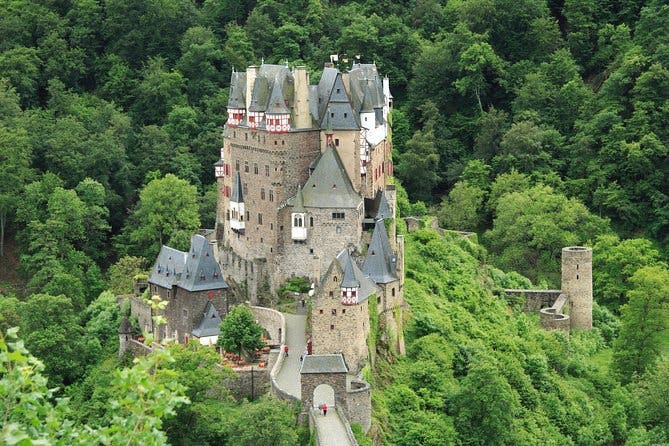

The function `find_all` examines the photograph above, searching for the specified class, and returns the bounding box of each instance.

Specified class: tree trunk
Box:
[0,211,5,257]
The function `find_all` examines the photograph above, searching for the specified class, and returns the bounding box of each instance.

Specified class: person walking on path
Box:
[322,403,328,416]
[284,345,289,357]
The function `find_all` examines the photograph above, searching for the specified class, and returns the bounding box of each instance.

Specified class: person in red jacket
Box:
[284,345,289,357]
[322,403,328,416]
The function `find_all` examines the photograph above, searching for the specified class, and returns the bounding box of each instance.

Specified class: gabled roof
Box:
[231,171,244,203]
[177,235,228,292]
[149,235,228,292]
[362,219,398,284]
[191,301,222,338]
[300,353,348,374]
[336,250,377,303]
[300,147,361,209]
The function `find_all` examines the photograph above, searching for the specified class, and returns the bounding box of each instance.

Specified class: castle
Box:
[214,61,405,370]
[122,62,405,373]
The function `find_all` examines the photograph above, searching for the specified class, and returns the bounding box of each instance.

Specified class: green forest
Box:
[1,0,669,444]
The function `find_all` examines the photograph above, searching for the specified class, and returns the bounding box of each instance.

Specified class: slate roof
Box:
[362,219,398,284]
[365,190,393,220]
[191,301,222,337]
[292,184,305,213]
[178,234,228,292]
[336,250,377,303]
[148,235,228,292]
[227,70,246,109]
[266,81,289,114]
[299,146,361,209]
[300,353,348,374]
[231,171,244,203]
[148,245,186,289]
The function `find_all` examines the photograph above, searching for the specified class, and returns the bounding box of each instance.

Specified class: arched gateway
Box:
[300,354,348,411]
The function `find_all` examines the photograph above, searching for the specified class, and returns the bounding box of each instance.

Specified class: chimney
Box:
[246,66,258,113]
[293,66,311,129]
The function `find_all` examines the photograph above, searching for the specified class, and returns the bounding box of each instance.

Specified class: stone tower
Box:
[562,246,593,330]
[118,316,133,358]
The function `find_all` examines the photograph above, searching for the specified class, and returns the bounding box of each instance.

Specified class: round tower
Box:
[561,246,593,330]
[118,316,133,358]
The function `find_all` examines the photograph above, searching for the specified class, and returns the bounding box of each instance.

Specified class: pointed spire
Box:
[293,184,305,213]
[340,251,360,288]
[362,219,398,284]
[231,171,244,203]
[361,82,374,113]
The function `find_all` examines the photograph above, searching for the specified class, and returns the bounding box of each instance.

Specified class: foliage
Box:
[117,173,200,259]
[107,255,148,295]
[612,265,669,382]
[217,305,264,358]
[0,326,188,445]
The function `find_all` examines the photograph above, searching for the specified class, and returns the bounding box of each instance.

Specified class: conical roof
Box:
[340,251,360,288]
[360,83,374,113]
[362,219,398,284]
[266,82,289,114]
[292,184,305,213]
[231,171,244,203]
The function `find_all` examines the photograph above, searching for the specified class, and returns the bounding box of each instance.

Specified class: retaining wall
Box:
[504,289,563,312]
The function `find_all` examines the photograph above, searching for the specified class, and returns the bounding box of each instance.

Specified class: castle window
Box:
[182,308,188,318]
[310,217,313,226]
[269,190,274,202]
[332,212,345,220]
[282,140,285,145]
[265,165,270,176]
[233,131,236,138]
[330,112,334,118]
[167,290,171,298]
[245,133,248,141]
[235,160,240,171]
[344,113,347,118]
[332,309,336,315]
[243,183,247,195]
[244,161,249,173]
[329,291,333,297]
[320,309,323,314]
[392,287,395,297]
[270,223,273,230]
[294,216,303,227]
[377,296,381,304]
[330,324,334,330]
[333,276,337,282]
[342,309,346,314]
[310,248,314,254]
[261,188,265,200]
[254,163,258,174]
[335,138,339,146]
[258,213,263,224]
[336,226,341,234]
[274,141,278,145]
[246,211,249,221]
[336,88,340,94]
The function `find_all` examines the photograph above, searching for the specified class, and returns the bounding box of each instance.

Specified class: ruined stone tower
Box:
[562,246,593,330]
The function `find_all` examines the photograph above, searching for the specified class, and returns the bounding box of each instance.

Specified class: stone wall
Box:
[301,371,348,411]
[539,293,571,331]
[250,305,284,345]
[276,205,363,288]
[347,379,371,432]
[311,261,370,373]
[222,365,271,400]
[146,283,229,344]
[504,289,563,312]
[562,246,593,330]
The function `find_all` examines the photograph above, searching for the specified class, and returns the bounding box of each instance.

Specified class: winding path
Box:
[275,308,355,446]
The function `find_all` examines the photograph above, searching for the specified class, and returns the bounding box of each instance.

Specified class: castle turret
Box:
[340,252,360,305]
[293,66,311,129]
[562,246,593,330]
[118,316,133,358]
[230,171,245,232]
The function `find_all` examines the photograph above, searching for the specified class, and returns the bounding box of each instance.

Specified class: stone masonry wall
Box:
[562,247,593,330]
[504,289,563,312]
[145,283,228,344]
[301,372,348,411]
[222,366,271,400]
[311,261,370,373]
[276,205,363,287]
[347,379,371,432]
[250,305,284,345]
